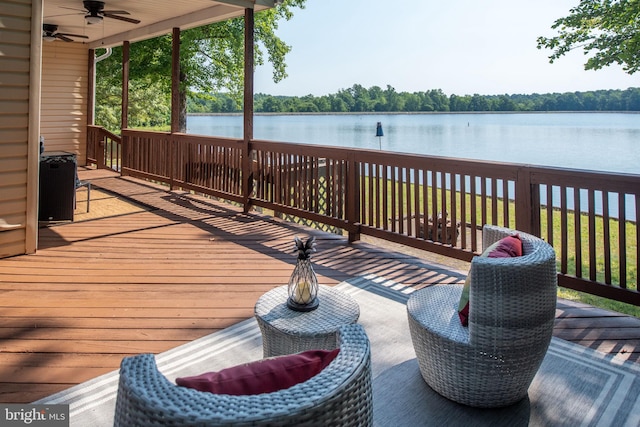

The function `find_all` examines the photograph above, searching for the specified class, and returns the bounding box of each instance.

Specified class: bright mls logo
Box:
[1,405,69,426]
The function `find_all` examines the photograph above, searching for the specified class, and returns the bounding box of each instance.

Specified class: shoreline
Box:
[188,111,640,117]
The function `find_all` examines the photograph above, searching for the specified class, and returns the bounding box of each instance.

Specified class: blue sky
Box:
[254,0,638,96]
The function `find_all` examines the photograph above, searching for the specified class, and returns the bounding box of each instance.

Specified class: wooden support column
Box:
[171,27,181,134]
[169,28,181,190]
[242,8,255,213]
[121,41,129,130]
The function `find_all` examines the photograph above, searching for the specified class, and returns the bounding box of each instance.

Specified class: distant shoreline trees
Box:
[188,85,640,114]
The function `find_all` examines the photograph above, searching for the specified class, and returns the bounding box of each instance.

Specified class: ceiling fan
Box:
[42,23,89,42]
[52,1,141,25]
[82,1,140,25]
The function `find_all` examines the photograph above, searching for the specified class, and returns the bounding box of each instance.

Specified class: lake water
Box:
[187,112,640,175]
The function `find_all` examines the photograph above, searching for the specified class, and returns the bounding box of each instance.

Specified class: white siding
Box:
[0,0,39,258]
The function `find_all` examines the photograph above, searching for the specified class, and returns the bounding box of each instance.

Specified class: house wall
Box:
[0,0,41,258]
[41,41,88,164]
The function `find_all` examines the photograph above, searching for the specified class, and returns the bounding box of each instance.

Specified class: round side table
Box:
[254,285,360,357]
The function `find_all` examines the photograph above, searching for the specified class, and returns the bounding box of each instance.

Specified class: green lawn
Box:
[358,176,639,317]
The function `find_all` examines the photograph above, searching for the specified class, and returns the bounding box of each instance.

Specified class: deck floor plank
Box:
[0,172,638,403]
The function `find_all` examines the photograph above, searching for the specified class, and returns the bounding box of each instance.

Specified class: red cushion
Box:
[458,234,523,326]
[175,348,340,395]
[486,234,523,258]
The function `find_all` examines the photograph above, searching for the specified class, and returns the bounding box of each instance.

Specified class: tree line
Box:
[188,85,640,114]
[96,0,640,130]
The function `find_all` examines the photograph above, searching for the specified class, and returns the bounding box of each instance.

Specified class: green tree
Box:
[336,88,356,111]
[605,90,625,109]
[495,95,517,111]
[556,92,582,110]
[368,86,386,111]
[314,95,332,112]
[540,95,558,111]
[449,94,471,111]
[578,92,599,110]
[384,85,404,112]
[188,92,224,113]
[296,94,318,112]
[94,77,122,131]
[258,95,284,112]
[281,97,300,112]
[469,94,490,111]
[404,93,422,111]
[350,84,373,112]
[96,0,306,132]
[625,87,640,109]
[428,89,450,111]
[95,74,170,131]
[329,95,348,112]
[188,84,638,116]
[537,0,640,74]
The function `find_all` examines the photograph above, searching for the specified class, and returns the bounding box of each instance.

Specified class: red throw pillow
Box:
[458,234,523,326]
[485,234,523,258]
[175,348,340,395]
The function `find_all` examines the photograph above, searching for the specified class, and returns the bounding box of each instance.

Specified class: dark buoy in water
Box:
[375,122,384,150]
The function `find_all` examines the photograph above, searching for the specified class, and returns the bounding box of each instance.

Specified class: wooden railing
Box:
[120,130,245,204]
[531,167,639,303]
[87,125,122,172]
[102,128,639,306]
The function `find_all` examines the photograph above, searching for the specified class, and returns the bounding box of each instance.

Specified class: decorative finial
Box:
[293,236,316,260]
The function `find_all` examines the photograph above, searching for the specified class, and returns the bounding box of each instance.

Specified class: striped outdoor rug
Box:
[37,275,640,426]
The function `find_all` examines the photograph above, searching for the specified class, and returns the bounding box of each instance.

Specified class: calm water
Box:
[188,112,639,220]
[187,112,640,174]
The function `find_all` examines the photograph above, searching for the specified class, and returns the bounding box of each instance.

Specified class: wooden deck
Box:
[1,171,639,403]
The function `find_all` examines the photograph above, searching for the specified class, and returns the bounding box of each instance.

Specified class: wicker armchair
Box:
[407,225,557,408]
[113,324,372,426]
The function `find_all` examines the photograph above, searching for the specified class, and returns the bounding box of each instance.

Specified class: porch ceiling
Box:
[42,0,274,48]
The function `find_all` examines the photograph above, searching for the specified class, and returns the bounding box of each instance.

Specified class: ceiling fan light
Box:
[43,35,56,42]
[85,14,103,25]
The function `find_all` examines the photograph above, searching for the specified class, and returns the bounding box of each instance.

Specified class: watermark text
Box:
[1,405,68,426]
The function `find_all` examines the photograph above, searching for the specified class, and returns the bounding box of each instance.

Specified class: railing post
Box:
[89,127,105,169]
[242,140,253,212]
[515,166,540,236]
[121,131,129,177]
[96,134,105,169]
[530,180,541,237]
[169,137,176,191]
[346,153,361,242]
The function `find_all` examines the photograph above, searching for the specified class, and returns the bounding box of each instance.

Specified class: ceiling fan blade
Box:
[58,6,86,12]
[104,13,140,24]
[58,33,89,39]
[45,12,83,18]
[102,10,130,15]
[56,34,74,42]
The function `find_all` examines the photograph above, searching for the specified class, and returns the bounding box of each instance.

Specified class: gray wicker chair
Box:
[113,324,372,426]
[407,225,557,408]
